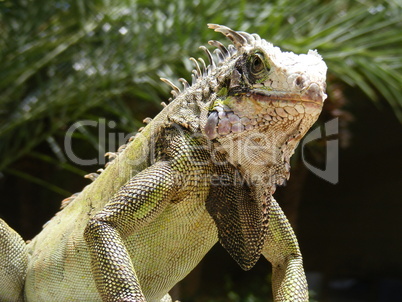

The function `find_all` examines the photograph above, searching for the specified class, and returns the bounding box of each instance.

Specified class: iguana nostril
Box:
[295,76,305,88]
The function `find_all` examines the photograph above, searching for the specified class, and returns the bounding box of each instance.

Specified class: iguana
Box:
[0,24,327,302]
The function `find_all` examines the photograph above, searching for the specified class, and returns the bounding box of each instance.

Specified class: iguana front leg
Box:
[84,160,177,302]
[262,197,308,302]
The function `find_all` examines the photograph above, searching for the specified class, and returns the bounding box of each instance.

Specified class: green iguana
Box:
[0,24,327,302]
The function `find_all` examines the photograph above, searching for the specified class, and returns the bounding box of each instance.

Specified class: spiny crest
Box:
[207,24,262,51]
[160,24,263,101]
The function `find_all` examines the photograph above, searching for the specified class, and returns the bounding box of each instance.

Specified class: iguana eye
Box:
[248,52,269,81]
[251,54,264,74]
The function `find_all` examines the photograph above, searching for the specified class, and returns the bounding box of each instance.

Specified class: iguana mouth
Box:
[252,82,326,105]
[204,84,324,140]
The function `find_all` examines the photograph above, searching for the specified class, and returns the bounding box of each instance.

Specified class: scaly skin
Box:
[0,24,327,301]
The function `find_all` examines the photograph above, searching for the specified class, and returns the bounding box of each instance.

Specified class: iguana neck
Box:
[164,75,218,133]
[212,118,310,192]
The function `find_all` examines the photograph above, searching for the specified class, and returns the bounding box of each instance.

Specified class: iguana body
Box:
[0,24,327,302]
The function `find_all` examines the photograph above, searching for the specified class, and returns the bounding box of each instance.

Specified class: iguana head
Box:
[201,24,327,189]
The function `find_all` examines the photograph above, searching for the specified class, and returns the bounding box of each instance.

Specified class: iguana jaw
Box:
[252,82,327,106]
[204,79,326,187]
[203,89,323,142]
